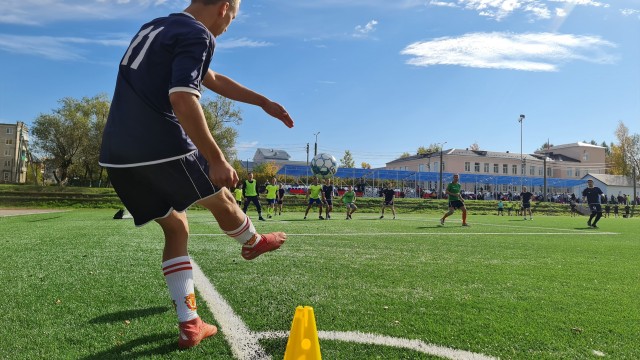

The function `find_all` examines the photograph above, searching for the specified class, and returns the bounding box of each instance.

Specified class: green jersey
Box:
[265,184,279,199]
[308,184,323,199]
[234,188,243,201]
[447,182,461,201]
[342,190,356,204]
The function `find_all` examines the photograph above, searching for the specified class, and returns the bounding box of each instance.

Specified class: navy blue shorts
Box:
[589,204,602,213]
[106,152,218,226]
[308,198,322,205]
[522,202,531,209]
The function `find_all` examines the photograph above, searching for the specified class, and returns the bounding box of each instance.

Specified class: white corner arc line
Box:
[192,260,497,360]
[191,261,271,360]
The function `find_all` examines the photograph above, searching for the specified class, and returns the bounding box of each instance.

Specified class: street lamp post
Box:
[314,132,320,156]
[518,114,525,191]
[438,141,447,199]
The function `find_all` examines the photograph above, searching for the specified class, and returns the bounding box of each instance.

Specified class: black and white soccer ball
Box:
[310,153,338,179]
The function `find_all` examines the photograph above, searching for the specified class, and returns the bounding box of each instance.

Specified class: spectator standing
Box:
[520,186,534,220]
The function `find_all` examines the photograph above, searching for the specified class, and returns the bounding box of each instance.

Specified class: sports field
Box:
[1,209,638,359]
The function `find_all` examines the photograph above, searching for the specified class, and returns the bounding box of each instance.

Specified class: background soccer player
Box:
[440,174,469,226]
[582,179,604,228]
[520,186,534,220]
[99,0,293,349]
[304,177,324,220]
[265,177,279,218]
[380,183,397,219]
[322,178,337,219]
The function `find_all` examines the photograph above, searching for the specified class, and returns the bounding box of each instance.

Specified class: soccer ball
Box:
[310,153,338,178]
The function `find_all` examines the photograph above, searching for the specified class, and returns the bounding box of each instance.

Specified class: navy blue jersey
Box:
[582,187,603,204]
[322,185,335,199]
[520,191,533,203]
[382,188,395,202]
[100,12,215,167]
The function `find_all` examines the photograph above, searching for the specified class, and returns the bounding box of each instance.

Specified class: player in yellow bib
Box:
[265,177,279,218]
[304,177,324,220]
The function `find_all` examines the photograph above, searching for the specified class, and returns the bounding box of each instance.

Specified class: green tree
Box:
[400,152,411,158]
[361,162,371,169]
[340,150,355,168]
[201,95,242,161]
[31,97,99,185]
[417,143,443,155]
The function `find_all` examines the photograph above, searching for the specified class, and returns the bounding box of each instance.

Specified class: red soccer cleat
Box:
[178,317,218,349]
[241,232,286,260]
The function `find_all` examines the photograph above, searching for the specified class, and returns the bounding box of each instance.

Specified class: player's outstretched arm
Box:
[203,70,294,128]
[170,91,238,189]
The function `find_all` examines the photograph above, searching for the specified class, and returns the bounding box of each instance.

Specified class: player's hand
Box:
[262,101,294,128]
[207,158,239,190]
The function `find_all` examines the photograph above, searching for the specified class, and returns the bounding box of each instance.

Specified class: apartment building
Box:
[1,122,29,184]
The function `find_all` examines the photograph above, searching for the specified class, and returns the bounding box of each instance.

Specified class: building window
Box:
[5,139,13,145]
[547,167,552,177]
[419,164,426,172]
[433,162,438,172]
[512,165,517,174]
[442,161,445,171]
[529,166,535,175]
[538,168,543,176]
[567,168,573,177]
[474,163,480,172]
[493,164,499,173]
[583,151,589,161]
[576,169,581,177]
[465,162,470,172]
[3,171,9,181]
[6,128,13,134]
[3,160,10,167]
[503,164,508,174]
[483,163,489,173]
[4,149,11,157]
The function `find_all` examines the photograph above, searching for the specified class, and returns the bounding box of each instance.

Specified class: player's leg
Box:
[197,188,286,260]
[441,205,454,225]
[318,201,324,219]
[391,204,396,219]
[380,204,385,219]
[156,212,218,349]
[304,200,313,219]
[251,196,265,221]
[461,205,469,226]
[587,205,596,226]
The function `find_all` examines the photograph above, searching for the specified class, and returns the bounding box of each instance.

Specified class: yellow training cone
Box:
[284,306,322,360]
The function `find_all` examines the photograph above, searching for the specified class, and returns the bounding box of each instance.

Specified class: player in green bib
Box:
[341,184,358,219]
[242,172,265,221]
[304,177,324,220]
[440,174,469,226]
[265,177,279,218]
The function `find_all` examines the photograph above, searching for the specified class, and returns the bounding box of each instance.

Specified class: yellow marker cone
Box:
[284,306,322,360]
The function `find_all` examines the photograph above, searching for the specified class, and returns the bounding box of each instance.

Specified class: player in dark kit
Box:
[520,186,534,220]
[379,183,396,219]
[582,179,604,228]
[321,178,336,219]
[99,0,294,350]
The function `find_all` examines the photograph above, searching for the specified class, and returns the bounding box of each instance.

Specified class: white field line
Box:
[258,331,496,360]
[191,261,271,360]
[192,232,617,236]
[192,260,497,360]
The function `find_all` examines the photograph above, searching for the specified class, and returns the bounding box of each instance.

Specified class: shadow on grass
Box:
[27,215,64,222]
[89,306,170,324]
[80,332,176,359]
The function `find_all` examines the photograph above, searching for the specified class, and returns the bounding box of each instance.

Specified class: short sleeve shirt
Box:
[100,12,214,167]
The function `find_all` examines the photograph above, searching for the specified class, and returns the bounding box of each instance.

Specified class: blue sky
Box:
[1,0,639,168]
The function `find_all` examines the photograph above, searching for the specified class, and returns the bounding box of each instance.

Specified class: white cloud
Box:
[401,32,617,72]
[620,8,640,17]
[0,34,129,60]
[547,0,608,8]
[429,1,459,8]
[353,20,379,38]
[217,38,273,49]
[555,8,567,16]
[0,0,176,25]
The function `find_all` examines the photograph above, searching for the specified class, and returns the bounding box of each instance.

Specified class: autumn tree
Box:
[361,162,371,169]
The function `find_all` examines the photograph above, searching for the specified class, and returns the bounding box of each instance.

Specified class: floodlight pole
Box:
[518,114,525,191]
[314,132,320,156]
[438,141,447,199]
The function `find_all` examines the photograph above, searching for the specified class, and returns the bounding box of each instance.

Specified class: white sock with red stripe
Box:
[224,215,262,247]
[162,256,198,322]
